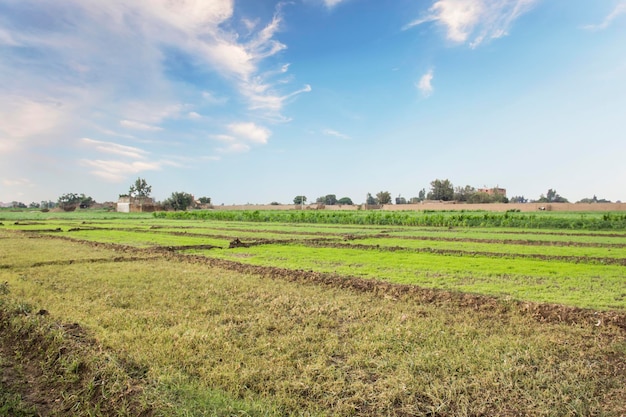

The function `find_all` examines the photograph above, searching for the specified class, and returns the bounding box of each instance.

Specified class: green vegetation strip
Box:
[1,231,625,416]
[155,209,626,230]
[202,244,626,310]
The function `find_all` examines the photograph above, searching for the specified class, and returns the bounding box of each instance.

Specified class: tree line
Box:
[2,177,618,211]
[292,179,605,207]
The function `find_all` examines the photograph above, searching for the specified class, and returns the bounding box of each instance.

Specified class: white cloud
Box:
[0,98,65,141]
[81,138,149,159]
[187,111,202,120]
[322,129,351,139]
[404,0,539,48]
[323,0,349,8]
[210,134,236,142]
[120,120,163,131]
[3,178,35,187]
[228,122,271,144]
[583,2,626,31]
[79,159,164,182]
[417,69,434,97]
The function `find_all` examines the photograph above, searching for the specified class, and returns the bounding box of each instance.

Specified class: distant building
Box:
[477,187,507,197]
[116,196,156,213]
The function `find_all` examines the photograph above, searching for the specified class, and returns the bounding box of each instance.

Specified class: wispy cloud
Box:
[322,129,351,139]
[404,0,539,48]
[227,122,271,145]
[2,178,35,188]
[323,0,350,9]
[416,69,434,97]
[81,138,149,159]
[79,159,164,182]
[0,98,67,141]
[0,0,308,186]
[120,120,163,132]
[210,121,272,153]
[582,2,626,31]
[216,143,251,154]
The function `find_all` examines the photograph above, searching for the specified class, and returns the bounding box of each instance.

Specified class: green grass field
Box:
[1,210,625,416]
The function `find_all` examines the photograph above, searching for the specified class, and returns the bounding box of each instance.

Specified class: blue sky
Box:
[1,0,625,205]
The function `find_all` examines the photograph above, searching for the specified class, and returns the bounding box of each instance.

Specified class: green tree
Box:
[538,189,568,203]
[293,195,307,205]
[29,202,40,209]
[366,193,378,205]
[57,193,80,211]
[454,185,476,202]
[165,192,195,211]
[324,194,337,205]
[577,195,611,203]
[395,195,407,204]
[337,197,353,205]
[78,194,95,208]
[427,179,454,201]
[129,177,152,198]
[198,196,211,204]
[376,191,392,205]
[467,192,492,204]
[418,188,426,201]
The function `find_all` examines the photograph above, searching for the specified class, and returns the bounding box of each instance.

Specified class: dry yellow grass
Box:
[1,229,625,416]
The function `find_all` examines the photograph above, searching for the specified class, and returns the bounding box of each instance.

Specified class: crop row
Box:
[154,210,626,230]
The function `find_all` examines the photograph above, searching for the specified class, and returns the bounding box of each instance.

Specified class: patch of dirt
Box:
[0,306,153,416]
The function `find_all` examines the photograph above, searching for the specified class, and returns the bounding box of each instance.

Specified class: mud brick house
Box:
[116,196,156,213]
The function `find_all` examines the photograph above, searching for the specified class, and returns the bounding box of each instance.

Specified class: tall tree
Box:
[129,177,152,198]
[324,194,337,205]
[366,193,378,205]
[418,188,426,201]
[165,192,195,211]
[376,191,392,205]
[453,185,476,202]
[538,189,568,203]
[57,193,80,211]
[293,195,307,205]
[198,196,211,204]
[427,179,454,201]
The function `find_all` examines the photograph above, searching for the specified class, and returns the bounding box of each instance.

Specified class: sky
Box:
[1,0,625,205]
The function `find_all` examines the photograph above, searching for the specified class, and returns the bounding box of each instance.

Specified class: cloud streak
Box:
[322,129,351,139]
[79,159,164,182]
[81,138,149,159]
[582,2,626,31]
[405,0,539,48]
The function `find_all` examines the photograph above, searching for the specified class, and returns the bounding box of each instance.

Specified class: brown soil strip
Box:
[30,256,161,267]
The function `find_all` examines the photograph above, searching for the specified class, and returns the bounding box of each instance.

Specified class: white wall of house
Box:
[117,202,130,213]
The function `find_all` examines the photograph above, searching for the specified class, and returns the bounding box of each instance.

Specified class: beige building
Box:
[116,196,156,213]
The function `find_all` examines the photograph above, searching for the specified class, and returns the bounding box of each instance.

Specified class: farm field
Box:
[1,210,626,416]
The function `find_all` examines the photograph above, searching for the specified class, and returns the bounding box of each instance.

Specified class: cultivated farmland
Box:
[1,210,625,416]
